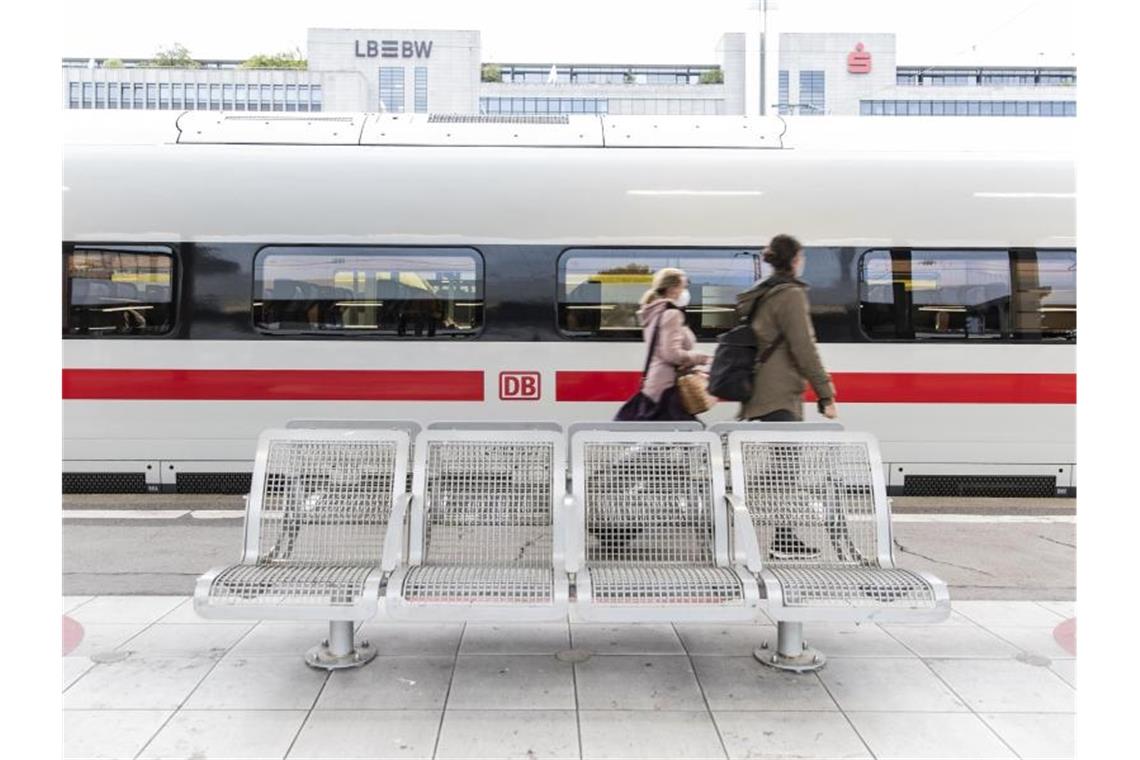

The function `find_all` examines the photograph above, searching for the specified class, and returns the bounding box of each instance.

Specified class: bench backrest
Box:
[245,429,410,566]
[572,431,729,567]
[727,431,892,568]
[408,430,565,569]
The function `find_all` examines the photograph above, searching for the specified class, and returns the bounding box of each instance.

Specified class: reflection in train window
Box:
[859,249,1075,342]
[1011,250,1076,341]
[558,248,759,339]
[253,247,484,337]
[64,246,176,336]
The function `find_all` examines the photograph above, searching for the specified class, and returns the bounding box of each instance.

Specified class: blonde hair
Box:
[639,267,686,306]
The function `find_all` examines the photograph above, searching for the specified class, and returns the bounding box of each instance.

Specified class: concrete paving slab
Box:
[64,655,218,710]
[287,709,441,760]
[692,656,838,711]
[818,658,969,713]
[575,654,706,711]
[447,654,576,710]
[186,654,328,710]
[315,656,455,710]
[460,623,570,655]
[63,709,172,760]
[927,658,1076,713]
[578,710,726,760]
[881,624,1022,659]
[435,709,580,760]
[571,623,687,655]
[714,710,872,759]
[980,712,1075,760]
[673,623,778,656]
[138,709,307,760]
[846,711,1017,759]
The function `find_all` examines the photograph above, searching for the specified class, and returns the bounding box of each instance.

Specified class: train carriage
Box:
[62,112,1075,497]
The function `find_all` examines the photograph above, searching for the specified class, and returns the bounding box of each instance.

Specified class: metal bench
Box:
[726,429,950,672]
[568,430,760,622]
[382,429,569,621]
[194,428,410,670]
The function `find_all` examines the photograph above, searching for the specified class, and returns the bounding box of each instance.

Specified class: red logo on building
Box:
[499,372,541,400]
[847,42,872,74]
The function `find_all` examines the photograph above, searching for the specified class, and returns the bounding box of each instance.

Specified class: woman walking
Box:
[736,234,838,559]
[615,267,710,421]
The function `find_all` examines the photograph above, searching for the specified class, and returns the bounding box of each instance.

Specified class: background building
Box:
[63,29,1075,117]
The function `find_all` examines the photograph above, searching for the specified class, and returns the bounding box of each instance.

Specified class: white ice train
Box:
[63,112,1075,496]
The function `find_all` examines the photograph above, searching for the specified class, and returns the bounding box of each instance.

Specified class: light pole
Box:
[759,0,767,115]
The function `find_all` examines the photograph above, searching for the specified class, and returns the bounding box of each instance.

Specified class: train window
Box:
[860,249,1013,340]
[253,247,483,338]
[64,246,176,337]
[1011,249,1076,341]
[558,248,758,340]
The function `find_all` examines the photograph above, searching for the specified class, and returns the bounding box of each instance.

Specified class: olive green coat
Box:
[735,276,833,421]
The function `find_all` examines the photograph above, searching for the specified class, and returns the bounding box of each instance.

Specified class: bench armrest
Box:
[381,492,414,573]
[727,493,763,573]
[564,494,584,574]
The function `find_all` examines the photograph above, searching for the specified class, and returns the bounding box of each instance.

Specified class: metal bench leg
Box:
[754,621,826,673]
[304,621,377,671]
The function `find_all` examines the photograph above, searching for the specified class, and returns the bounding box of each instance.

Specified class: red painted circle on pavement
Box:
[1054,617,1076,656]
[63,615,84,656]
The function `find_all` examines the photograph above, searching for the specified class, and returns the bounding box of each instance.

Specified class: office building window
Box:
[259,84,271,111]
[799,70,824,115]
[94,82,106,108]
[414,67,428,113]
[297,84,309,112]
[285,84,297,112]
[69,82,80,108]
[777,70,789,115]
[311,84,322,112]
[82,82,94,109]
[222,83,234,110]
[272,84,283,111]
[145,83,156,109]
[379,67,405,113]
[859,99,1075,117]
[134,83,145,109]
[108,82,119,109]
[172,83,183,109]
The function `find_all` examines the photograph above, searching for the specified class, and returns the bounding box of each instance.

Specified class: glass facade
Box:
[497,64,714,85]
[860,99,1075,116]
[798,70,825,115]
[414,67,429,113]
[379,67,405,113]
[481,97,608,114]
[65,78,324,111]
[897,67,1076,87]
[777,70,789,115]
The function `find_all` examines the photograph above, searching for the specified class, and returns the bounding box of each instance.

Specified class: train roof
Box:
[63,111,1073,155]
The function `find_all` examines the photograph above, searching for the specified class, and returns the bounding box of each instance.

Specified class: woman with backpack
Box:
[736,234,838,423]
[735,234,838,560]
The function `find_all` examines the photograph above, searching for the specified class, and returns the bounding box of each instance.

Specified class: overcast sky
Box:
[63,0,1076,67]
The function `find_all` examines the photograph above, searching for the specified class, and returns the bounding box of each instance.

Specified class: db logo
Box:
[499,372,541,401]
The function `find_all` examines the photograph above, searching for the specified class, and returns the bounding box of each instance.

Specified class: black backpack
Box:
[707,293,784,402]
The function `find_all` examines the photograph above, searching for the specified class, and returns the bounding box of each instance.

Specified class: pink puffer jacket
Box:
[636,299,704,402]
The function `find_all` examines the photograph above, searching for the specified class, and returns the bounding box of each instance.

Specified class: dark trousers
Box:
[750,409,797,422]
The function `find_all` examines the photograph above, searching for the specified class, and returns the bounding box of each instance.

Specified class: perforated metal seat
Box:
[383,429,569,621]
[727,430,949,671]
[569,431,760,623]
[194,428,410,669]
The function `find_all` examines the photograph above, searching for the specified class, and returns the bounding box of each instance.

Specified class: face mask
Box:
[674,289,692,308]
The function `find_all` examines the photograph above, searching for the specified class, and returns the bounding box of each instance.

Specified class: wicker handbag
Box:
[676,369,717,415]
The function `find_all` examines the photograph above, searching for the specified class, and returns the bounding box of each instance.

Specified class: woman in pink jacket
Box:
[634,267,711,419]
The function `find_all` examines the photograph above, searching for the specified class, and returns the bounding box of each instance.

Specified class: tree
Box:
[149,43,199,68]
[102,58,124,69]
[241,48,307,69]
[481,64,502,83]
[699,69,724,84]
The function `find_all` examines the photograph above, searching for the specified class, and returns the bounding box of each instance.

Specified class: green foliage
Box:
[481,64,502,83]
[102,58,124,69]
[148,43,199,68]
[699,69,724,84]
[241,48,307,69]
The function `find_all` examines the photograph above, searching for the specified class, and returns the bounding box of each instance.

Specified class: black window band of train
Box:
[62,244,1075,344]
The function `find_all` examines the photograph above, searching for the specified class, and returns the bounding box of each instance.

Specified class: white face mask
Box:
[674,288,692,308]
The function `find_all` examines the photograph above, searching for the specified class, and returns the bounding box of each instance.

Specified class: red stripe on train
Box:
[62,369,485,401]
[555,371,1076,404]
